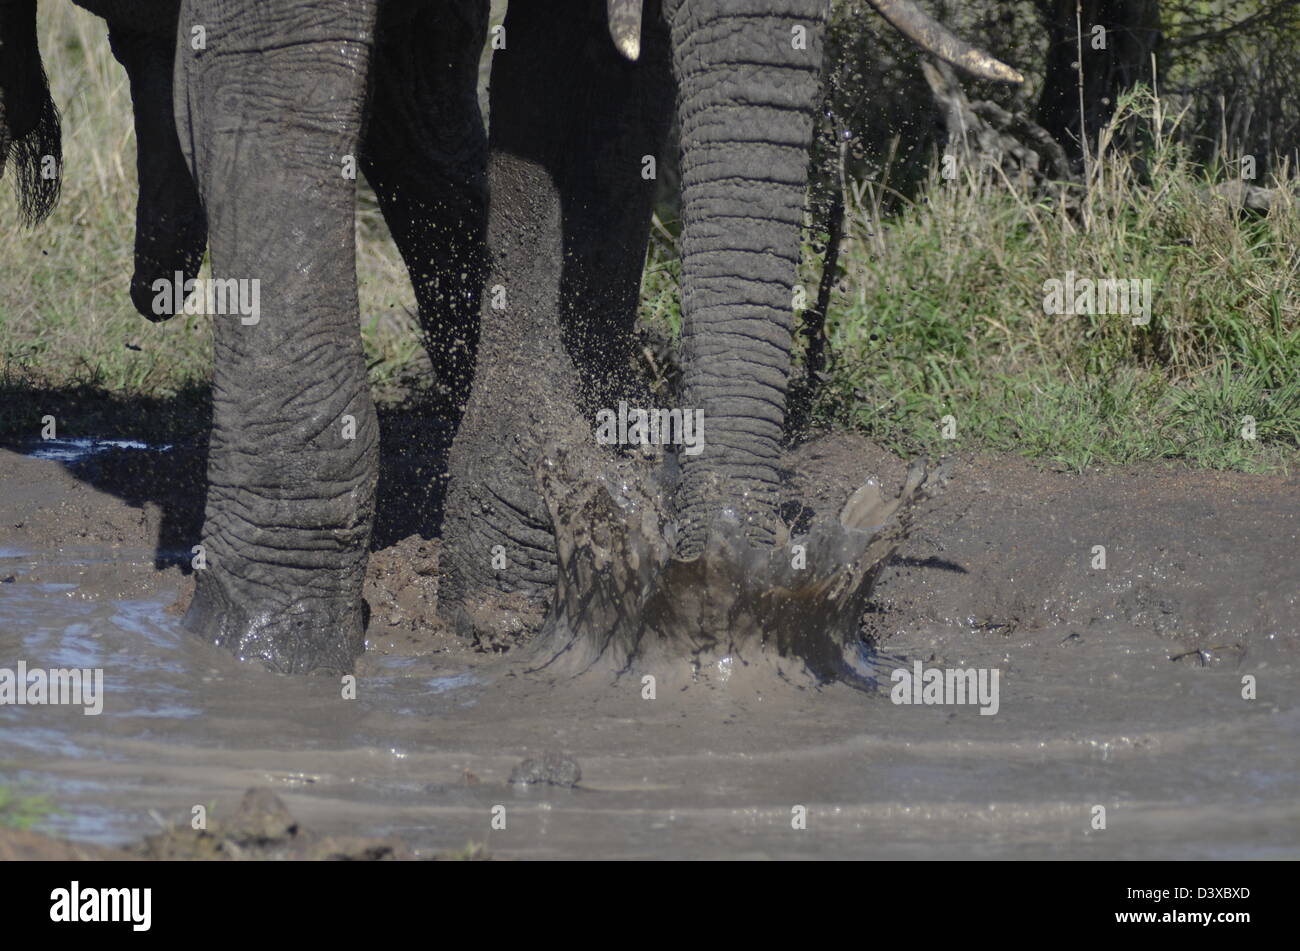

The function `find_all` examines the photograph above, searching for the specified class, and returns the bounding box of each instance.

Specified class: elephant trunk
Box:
[669,0,825,555]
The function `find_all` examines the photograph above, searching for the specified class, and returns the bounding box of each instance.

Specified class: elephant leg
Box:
[361,0,488,423]
[174,0,379,674]
[668,0,827,555]
[439,0,672,641]
[555,2,674,418]
[104,10,208,320]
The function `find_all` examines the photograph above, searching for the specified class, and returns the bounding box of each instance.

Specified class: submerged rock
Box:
[509,752,583,787]
[228,786,298,843]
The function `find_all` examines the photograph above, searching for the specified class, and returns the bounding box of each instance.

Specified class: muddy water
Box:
[1,442,1298,858]
[2,547,1296,858]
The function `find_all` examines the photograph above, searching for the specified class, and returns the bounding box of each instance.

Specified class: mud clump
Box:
[509,752,583,787]
[362,534,463,658]
[226,786,298,842]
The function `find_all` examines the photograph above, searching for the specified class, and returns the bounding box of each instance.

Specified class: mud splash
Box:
[520,452,947,689]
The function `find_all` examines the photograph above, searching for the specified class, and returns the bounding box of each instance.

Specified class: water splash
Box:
[520,450,948,691]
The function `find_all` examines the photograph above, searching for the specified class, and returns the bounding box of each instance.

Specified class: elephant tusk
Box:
[607,0,643,61]
[866,0,1025,84]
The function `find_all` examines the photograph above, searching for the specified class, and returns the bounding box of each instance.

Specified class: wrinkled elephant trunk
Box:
[669,0,826,555]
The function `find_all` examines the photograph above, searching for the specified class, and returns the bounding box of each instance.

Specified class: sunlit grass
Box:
[753,87,1295,472]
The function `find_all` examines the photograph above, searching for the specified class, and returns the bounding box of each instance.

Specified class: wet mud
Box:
[1,434,1297,858]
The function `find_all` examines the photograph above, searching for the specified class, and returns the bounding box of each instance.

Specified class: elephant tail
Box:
[0,0,62,225]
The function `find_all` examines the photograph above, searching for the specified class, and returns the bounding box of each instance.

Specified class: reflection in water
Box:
[25,438,172,463]
[1,548,1297,859]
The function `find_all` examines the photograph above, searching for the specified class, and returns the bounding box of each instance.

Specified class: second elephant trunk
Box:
[669,0,825,554]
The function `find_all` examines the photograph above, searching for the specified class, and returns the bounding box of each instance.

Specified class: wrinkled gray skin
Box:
[440,0,678,639]
[442,0,1017,647]
[169,0,494,672]
[443,0,834,645]
[153,0,679,671]
[446,0,1020,651]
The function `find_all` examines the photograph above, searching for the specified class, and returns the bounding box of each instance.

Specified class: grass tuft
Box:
[0,785,57,831]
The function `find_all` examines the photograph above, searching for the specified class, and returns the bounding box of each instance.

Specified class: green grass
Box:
[793,88,1299,472]
[0,784,57,831]
[439,840,490,860]
[4,8,1298,473]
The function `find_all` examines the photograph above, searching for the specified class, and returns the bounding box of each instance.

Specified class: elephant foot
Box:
[515,448,949,692]
[439,425,604,651]
[183,573,367,675]
[438,488,558,651]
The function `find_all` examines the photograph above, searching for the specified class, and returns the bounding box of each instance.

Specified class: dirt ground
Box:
[1,429,1297,859]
